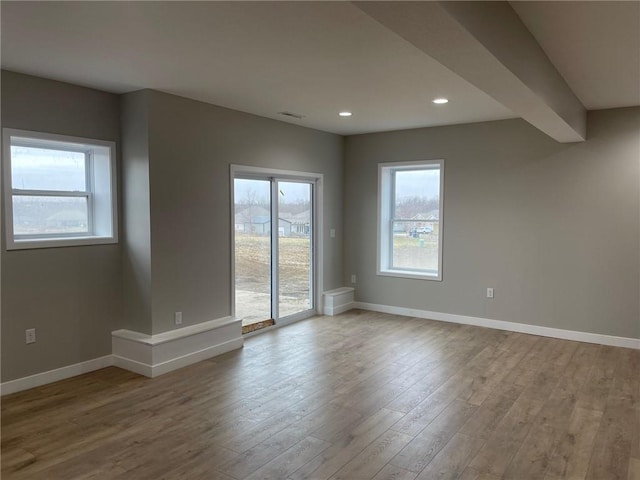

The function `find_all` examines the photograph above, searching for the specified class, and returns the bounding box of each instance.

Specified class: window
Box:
[3,129,118,250]
[378,160,444,280]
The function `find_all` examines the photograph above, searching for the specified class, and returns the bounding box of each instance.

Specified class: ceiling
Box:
[1,1,638,136]
[511,1,640,110]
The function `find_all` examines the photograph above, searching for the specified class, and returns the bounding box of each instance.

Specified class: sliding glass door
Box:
[233,175,314,332]
[277,181,313,318]
[233,178,272,327]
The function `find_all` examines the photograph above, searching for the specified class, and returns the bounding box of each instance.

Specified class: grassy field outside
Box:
[392,233,440,272]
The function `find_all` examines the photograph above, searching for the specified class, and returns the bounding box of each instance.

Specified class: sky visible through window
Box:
[235,178,310,204]
[11,146,86,191]
[10,146,89,235]
[395,169,440,201]
[234,169,440,204]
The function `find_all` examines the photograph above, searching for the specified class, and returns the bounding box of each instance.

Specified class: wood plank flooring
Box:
[2,309,639,479]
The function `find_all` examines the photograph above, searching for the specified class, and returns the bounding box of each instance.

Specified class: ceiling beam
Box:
[354,1,587,142]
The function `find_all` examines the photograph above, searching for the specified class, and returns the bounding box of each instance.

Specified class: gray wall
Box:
[4,69,636,385]
[1,71,122,381]
[124,90,344,334]
[344,108,640,339]
[1,73,343,381]
[120,90,152,334]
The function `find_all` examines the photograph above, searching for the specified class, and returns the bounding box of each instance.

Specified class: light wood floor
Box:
[2,310,639,480]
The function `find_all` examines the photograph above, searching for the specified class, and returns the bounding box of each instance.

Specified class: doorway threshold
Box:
[242,319,275,335]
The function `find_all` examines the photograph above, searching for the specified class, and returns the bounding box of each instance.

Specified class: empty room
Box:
[1,1,639,479]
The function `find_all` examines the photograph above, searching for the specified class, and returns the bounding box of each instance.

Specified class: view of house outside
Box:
[234,179,312,325]
[392,209,440,273]
[392,224,440,272]
[390,168,441,273]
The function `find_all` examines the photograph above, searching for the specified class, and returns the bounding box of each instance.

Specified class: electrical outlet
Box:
[174,312,183,325]
[25,328,36,344]
[330,228,336,238]
[351,274,357,284]
[487,287,494,299]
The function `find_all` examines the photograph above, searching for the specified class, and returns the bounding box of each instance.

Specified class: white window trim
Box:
[3,128,118,250]
[229,164,324,319]
[377,159,444,281]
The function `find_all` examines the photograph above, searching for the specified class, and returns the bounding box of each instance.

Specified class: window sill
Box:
[377,269,442,281]
[7,235,118,251]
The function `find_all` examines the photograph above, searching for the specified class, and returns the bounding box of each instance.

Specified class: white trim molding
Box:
[377,160,444,282]
[229,164,324,319]
[112,316,243,377]
[1,317,243,396]
[323,287,355,316]
[3,128,118,250]
[354,302,640,350]
[1,355,114,396]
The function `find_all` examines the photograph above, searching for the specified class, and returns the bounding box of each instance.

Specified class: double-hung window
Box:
[378,160,444,280]
[3,129,118,250]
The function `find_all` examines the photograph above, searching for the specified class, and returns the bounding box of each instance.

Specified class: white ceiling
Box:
[1,1,638,136]
[511,1,640,110]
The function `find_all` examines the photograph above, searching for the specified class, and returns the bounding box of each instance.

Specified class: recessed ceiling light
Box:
[432,98,449,104]
[339,111,353,117]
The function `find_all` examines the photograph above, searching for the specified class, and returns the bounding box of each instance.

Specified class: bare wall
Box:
[120,90,152,334]
[1,71,122,381]
[144,91,344,334]
[344,108,640,339]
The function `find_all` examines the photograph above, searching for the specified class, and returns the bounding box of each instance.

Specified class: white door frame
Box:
[230,164,324,329]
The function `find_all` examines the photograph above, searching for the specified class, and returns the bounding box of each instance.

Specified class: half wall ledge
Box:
[112,316,243,377]
[323,287,355,316]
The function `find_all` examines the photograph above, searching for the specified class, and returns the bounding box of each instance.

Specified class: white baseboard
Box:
[112,316,243,378]
[6,304,635,396]
[112,338,243,377]
[324,302,355,316]
[354,302,640,350]
[1,355,114,396]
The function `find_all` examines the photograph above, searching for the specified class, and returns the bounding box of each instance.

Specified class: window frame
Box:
[3,129,118,250]
[377,159,444,281]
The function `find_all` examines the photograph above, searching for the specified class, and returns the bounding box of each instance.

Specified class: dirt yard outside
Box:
[235,232,439,325]
[235,234,311,325]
